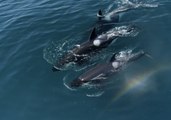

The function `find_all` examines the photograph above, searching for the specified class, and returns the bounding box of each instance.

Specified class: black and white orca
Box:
[97,2,146,23]
[70,50,146,88]
[52,27,117,71]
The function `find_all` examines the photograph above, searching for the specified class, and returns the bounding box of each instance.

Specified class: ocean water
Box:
[1,0,171,120]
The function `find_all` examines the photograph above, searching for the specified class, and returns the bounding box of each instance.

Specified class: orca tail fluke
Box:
[98,9,102,16]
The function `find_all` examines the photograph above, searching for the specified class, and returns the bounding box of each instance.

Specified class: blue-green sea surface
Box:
[0,0,171,120]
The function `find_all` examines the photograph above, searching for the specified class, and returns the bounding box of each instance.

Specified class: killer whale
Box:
[52,27,117,71]
[97,9,119,23]
[70,50,146,88]
[97,2,150,23]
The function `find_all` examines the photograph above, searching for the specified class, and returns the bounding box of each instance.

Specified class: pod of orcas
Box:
[52,4,139,71]
[52,4,152,89]
[52,26,135,71]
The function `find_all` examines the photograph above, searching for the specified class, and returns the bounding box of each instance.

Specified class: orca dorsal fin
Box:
[98,9,102,16]
[97,9,104,20]
[89,28,97,41]
[110,53,117,62]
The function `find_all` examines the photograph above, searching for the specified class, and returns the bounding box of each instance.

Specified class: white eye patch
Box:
[93,40,101,46]
[80,78,84,81]
[112,62,119,69]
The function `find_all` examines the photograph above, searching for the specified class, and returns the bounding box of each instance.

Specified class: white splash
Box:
[86,91,105,97]
[107,26,139,38]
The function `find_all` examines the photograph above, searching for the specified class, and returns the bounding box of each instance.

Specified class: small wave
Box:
[63,82,77,91]
[108,25,139,37]
[119,0,158,7]
[43,26,91,66]
[86,91,105,97]
[149,13,171,21]
[81,82,105,97]
[43,37,71,65]
[112,0,158,14]
[105,3,114,13]
[134,3,158,8]
[63,75,77,91]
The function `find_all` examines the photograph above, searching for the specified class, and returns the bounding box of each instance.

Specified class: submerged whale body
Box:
[70,50,146,88]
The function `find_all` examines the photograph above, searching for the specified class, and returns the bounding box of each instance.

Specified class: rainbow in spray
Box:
[112,63,171,102]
